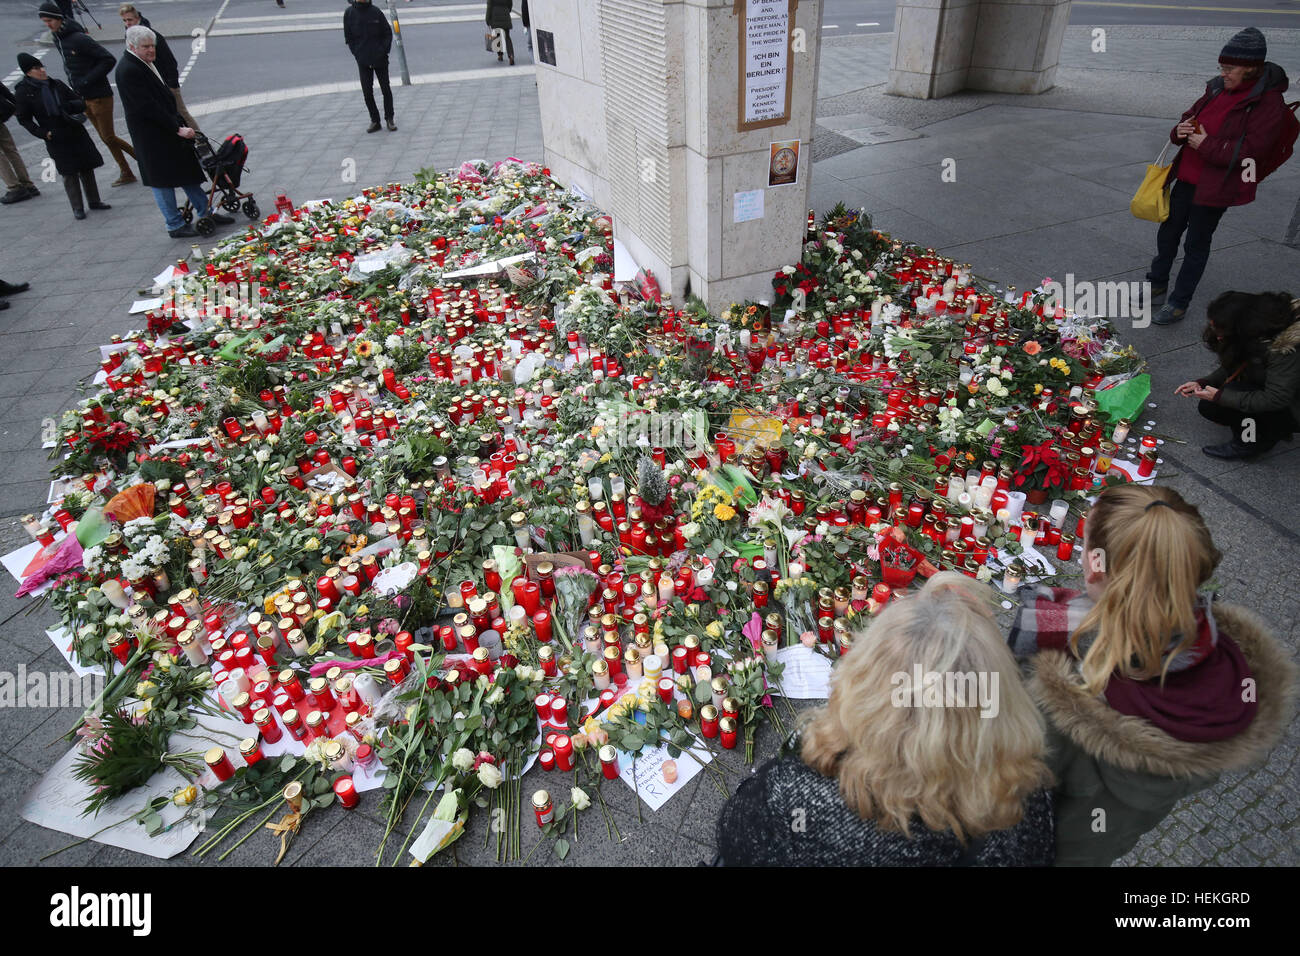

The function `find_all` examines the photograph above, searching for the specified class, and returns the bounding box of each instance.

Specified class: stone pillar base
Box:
[888,0,1071,100]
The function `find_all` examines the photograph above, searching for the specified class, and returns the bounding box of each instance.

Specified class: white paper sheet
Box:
[734,189,764,223]
[771,644,834,699]
[612,236,638,282]
[45,628,105,678]
[441,251,537,279]
[615,740,711,812]
[130,298,164,314]
[22,740,204,859]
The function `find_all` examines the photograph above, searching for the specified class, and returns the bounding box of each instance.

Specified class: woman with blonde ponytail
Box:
[1009,484,1295,866]
[716,573,1055,866]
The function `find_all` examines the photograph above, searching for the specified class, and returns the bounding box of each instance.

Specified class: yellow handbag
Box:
[1131,142,1173,223]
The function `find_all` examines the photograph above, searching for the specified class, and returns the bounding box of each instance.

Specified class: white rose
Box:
[570,786,591,810]
[451,748,475,772]
[478,763,503,789]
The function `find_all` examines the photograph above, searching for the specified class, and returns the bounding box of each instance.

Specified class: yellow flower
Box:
[705,621,723,639]
[135,680,158,699]
[714,503,737,521]
[173,785,198,807]
[303,537,320,551]
[355,340,374,358]
[1034,383,1044,395]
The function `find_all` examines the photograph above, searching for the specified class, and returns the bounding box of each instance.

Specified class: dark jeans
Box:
[62,170,101,212]
[1197,387,1293,451]
[359,58,394,123]
[1147,179,1227,310]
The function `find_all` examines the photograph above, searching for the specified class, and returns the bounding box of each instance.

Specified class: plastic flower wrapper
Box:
[409,788,468,864]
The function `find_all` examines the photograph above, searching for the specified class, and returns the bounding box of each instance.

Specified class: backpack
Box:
[1253,100,1299,181]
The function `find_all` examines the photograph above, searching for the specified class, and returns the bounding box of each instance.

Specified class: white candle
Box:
[1050,500,1070,529]
[100,579,130,609]
[947,476,964,504]
[588,477,604,500]
[1005,492,1026,526]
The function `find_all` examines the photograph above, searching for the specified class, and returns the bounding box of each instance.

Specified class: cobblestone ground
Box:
[0,26,1295,866]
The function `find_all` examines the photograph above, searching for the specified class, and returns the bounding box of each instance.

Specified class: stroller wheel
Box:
[221,196,240,213]
[196,216,216,236]
[182,207,194,224]
[242,199,260,220]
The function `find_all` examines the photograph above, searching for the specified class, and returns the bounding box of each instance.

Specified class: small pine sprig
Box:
[636,455,669,507]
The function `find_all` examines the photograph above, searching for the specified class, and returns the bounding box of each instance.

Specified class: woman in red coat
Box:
[1148,28,1293,326]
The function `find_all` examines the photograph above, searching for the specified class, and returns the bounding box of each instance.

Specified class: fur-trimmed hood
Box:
[1270,316,1300,355]
[1028,603,1296,780]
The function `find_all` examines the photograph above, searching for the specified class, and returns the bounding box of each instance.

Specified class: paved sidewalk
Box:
[1,25,1296,867]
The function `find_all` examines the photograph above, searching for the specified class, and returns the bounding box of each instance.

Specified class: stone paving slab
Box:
[1,26,1297,867]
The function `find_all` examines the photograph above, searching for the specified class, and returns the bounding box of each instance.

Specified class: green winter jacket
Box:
[1199,317,1300,431]
[1027,603,1296,867]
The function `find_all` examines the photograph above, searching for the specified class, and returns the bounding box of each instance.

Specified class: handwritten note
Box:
[771,644,834,699]
[616,740,711,812]
[734,189,765,223]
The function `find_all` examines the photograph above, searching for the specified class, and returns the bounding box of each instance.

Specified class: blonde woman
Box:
[715,573,1055,866]
[1009,484,1295,865]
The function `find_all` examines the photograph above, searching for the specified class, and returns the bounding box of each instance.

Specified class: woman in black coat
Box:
[486,0,514,66]
[12,54,109,220]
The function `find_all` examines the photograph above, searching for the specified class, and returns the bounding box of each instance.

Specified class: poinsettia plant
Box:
[1013,441,1070,492]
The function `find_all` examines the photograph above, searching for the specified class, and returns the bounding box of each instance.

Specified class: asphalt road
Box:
[5,0,1300,106]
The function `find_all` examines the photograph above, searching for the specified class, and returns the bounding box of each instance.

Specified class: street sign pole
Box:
[388,0,411,86]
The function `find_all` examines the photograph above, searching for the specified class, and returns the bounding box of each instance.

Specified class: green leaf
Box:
[142,812,163,836]
[620,732,645,752]
[693,681,713,704]
[279,755,297,772]
[555,838,570,860]
[382,774,400,789]
[313,776,331,796]
[313,793,334,809]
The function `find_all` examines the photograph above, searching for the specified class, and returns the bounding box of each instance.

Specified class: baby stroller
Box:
[180,132,260,235]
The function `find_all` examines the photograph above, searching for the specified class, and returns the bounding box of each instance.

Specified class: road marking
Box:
[1073,1,1300,13]
[210,12,513,36]
[218,3,491,23]
[823,24,839,29]
[185,64,535,117]
[856,22,880,27]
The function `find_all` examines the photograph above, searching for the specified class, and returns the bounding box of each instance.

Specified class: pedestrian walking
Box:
[521,0,530,51]
[344,0,396,133]
[1008,484,1295,866]
[486,0,515,66]
[715,573,1056,866]
[12,53,110,220]
[1148,27,1295,325]
[1174,290,1300,460]
[0,84,40,204]
[119,4,200,132]
[37,0,138,187]
[115,26,234,238]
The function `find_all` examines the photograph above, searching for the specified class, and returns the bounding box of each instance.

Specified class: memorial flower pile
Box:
[19,164,1153,864]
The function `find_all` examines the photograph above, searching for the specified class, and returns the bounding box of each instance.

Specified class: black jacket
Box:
[486,0,513,30]
[0,84,15,125]
[114,53,202,188]
[52,21,117,101]
[715,755,1056,866]
[13,76,103,176]
[137,16,181,89]
[344,1,392,67]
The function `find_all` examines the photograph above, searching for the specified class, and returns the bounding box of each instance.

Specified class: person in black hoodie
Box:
[13,53,110,220]
[38,0,137,187]
[120,4,200,132]
[343,0,395,133]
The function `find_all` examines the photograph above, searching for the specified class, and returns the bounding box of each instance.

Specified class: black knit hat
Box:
[17,53,42,74]
[37,1,64,18]
[1220,27,1267,67]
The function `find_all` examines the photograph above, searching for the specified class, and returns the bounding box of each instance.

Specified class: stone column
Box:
[888,0,1072,99]
[532,0,824,312]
